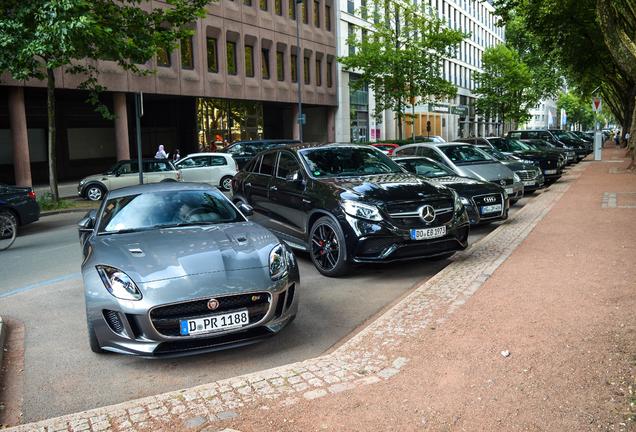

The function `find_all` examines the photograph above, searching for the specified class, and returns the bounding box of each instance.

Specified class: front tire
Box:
[85,185,105,201]
[220,175,233,192]
[309,216,350,277]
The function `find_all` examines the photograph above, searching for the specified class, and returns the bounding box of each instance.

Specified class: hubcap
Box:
[222,178,231,190]
[88,187,102,200]
[311,224,340,271]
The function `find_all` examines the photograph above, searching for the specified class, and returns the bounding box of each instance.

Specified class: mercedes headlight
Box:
[269,244,289,281]
[513,173,521,183]
[341,200,383,221]
[96,265,142,301]
[452,190,463,210]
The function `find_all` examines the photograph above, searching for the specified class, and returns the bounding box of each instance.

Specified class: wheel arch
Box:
[81,181,107,197]
[0,206,21,225]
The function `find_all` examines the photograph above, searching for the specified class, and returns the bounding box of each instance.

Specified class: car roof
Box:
[230,139,301,145]
[105,182,215,199]
[117,159,175,163]
[180,152,230,157]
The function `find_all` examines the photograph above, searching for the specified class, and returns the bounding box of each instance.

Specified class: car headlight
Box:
[96,265,142,301]
[513,173,521,183]
[269,244,289,281]
[460,196,471,205]
[341,200,383,222]
[79,179,87,186]
[452,190,463,210]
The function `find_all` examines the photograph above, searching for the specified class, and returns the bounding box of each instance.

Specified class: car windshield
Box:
[506,139,532,152]
[439,145,494,165]
[374,145,395,151]
[551,130,571,140]
[98,190,244,234]
[396,158,454,178]
[300,146,403,178]
[478,147,509,161]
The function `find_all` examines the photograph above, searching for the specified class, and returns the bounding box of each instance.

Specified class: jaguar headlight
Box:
[341,200,383,221]
[269,244,289,281]
[96,265,142,301]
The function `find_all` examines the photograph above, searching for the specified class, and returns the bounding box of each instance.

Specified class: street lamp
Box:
[296,0,304,142]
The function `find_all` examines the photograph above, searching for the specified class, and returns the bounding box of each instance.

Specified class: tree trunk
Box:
[596,0,636,82]
[628,95,636,169]
[621,85,636,139]
[47,67,59,202]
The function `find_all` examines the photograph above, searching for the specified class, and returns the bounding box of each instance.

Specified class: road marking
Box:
[0,272,81,299]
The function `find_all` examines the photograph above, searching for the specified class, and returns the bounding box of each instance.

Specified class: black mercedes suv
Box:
[232,143,470,277]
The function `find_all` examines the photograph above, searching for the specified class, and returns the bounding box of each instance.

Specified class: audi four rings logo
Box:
[483,196,497,203]
[419,205,436,223]
[207,298,220,310]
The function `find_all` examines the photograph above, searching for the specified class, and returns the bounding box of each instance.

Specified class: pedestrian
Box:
[624,131,631,148]
[155,145,168,159]
[172,149,181,162]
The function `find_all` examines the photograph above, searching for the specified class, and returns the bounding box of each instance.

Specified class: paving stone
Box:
[182,415,207,429]
[217,411,238,421]
[328,382,356,394]
[303,389,328,400]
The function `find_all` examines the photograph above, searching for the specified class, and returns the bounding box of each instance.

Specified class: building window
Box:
[303,56,310,84]
[245,45,255,77]
[157,46,171,67]
[325,5,331,30]
[327,60,333,87]
[361,0,367,19]
[207,37,218,73]
[277,51,285,81]
[244,0,252,5]
[291,53,298,82]
[260,0,267,10]
[289,0,296,19]
[302,0,308,24]
[227,41,237,75]
[181,36,194,70]
[347,0,354,14]
[348,24,355,55]
[262,48,270,79]
[313,0,320,26]
[275,0,282,15]
[315,58,322,86]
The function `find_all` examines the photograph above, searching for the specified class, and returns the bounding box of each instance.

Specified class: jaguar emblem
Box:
[207,298,220,310]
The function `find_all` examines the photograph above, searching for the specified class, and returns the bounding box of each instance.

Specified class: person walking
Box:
[172,149,181,163]
[155,145,168,159]
[624,131,631,148]
[615,131,621,147]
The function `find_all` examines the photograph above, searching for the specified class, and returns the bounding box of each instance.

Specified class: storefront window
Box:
[197,98,264,149]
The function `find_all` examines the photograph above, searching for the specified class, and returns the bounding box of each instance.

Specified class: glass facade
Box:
[349,74,369,143]
[197,98,264,149]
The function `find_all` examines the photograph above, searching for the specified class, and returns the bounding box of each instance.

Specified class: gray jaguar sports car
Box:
[78,182,299,357]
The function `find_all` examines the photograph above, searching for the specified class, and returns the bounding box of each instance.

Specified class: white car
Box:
[174,153,237,191]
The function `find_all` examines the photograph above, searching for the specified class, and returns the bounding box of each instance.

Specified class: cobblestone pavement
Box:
[7,164,587,432]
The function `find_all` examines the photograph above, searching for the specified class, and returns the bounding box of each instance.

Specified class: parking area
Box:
[0,197,525,422]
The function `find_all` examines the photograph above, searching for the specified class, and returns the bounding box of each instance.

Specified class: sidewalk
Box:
[33,182,78,199]
[6,149,636,431]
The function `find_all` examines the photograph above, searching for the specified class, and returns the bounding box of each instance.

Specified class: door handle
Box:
[302,199,311,204]
[245,182,252,187]
[269,185,278,191]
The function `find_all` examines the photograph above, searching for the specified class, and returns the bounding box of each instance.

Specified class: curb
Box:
[0,315,5,367]
[40,208,96,218]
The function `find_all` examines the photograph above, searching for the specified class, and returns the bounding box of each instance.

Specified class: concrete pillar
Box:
[8,87,32,187]
[291,104,300,141]
[327,107,335,143]
[113,92,130,160]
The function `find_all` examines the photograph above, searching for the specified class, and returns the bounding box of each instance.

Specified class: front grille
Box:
[103,310,125,334]
[153,327,273,355]
[386,198,454,229]
[472,193,503,206]
[150,292,271,337]
[516,170,539,181]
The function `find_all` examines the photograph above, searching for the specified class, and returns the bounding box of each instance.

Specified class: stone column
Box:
[327,107,335,143]
[291,104,300,141]
[8,87,32,187]
[113,93,130,160]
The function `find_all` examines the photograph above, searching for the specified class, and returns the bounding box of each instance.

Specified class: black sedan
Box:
[475,146,545,192]
[0,183,40,228]
[232,144,470,277]
[394,156,509,226]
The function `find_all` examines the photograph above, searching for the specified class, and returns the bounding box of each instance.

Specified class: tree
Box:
[0,0,208,200]
[556,91,595,130]
[338,0,464,140]
[473,44,535,134]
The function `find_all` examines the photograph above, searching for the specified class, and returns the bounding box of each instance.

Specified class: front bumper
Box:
[463,192,509,225]
[84,267,299,357]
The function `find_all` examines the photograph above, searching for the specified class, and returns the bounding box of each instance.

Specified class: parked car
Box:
[371,143,400,155]
[474,145,544,192]
[232,143,470,277]
[549,129,593,153]
[414,135,446,143]
[78,159,181,201]
[520,138,575,166]
[0,183,40,228]
[394,156,509,225]
[174,153,237,191]
[392,142,524,202]
[223,140,301,169]
[570,130,593,143]
[77,182,298,356]
[457,137,562,184]
[506,130,586,162]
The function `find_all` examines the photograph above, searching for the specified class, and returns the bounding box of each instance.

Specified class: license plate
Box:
[180,310,249,336]
[481,204,502,214]
[410,226,446,240]
[505,188,513,195]
[544,169,557,175]
[522,180,535,187]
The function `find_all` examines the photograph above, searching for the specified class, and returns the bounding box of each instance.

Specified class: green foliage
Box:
[556,91,595,130]
[473,44,535,125]
[338,0,464,138]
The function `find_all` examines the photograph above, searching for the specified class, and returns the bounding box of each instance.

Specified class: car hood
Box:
[455,163,514,182]
[428,176,503,196]
[80,173,110,184]
[500,160,535,171]
[87,222,278,284]
[321,172,452,202]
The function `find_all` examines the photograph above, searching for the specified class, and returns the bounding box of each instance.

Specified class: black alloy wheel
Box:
[309,216,350,277]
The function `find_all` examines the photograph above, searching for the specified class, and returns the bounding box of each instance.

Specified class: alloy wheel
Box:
[87,186,103,201]
[311,223,340,272]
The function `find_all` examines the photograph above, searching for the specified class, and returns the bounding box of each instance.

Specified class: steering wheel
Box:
[183,207,209,222]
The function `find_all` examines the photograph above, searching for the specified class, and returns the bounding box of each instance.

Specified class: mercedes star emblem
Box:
[419,205,436,224]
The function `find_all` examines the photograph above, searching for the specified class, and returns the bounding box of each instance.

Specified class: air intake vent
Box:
[103,310,125,334]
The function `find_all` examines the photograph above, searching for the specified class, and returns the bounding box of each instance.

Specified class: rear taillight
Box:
[28,191,36,200]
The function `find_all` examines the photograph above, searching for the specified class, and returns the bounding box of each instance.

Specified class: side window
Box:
[247,156,262,173]
[118,163,138,174]
[276,152,301,178]
[509,132,522,139]
[190,156,210,168]
[421,148,445,164]
[524,131,538,139]
[210,156,228,166]
[397,146,415,156]
[259,152,276,176]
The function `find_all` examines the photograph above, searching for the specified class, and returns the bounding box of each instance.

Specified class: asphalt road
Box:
[0,200,529,422]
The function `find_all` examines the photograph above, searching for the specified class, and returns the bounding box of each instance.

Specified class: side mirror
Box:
[78,209,97,233]
[237,203,254,217]
[285,171,303,183]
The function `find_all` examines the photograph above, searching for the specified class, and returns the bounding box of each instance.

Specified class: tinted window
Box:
[210,156,228,166]
[419,147,445,163]
[98,190,244,233]
[259,152,276,175]
[117,163,138,174]
[396,146,416,156]
[276,152,300,178]
[300,146,402,178]
[509,132,522,139]
[488,138,507,151]
[439,145,494,164]
[396,158,454,178]
[179,156,209,168]
[145,161,172,172]
[246,156,261,173]
[507,139,531,152]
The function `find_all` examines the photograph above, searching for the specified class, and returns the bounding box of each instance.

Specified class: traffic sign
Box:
[592,97,602,113]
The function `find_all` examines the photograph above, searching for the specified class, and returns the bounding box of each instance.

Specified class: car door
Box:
[267,151,310,240]
[244,152,275,214]
[110,162,139,190]
[209,155,231,185]
[176,156,210,183]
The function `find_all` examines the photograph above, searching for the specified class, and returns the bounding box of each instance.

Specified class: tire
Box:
[160,178,177,182]
[309,216,350,277]
[220,175,233,192]
[85,184,105,201]
[87,319,105,354]
[0,212,17,251]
